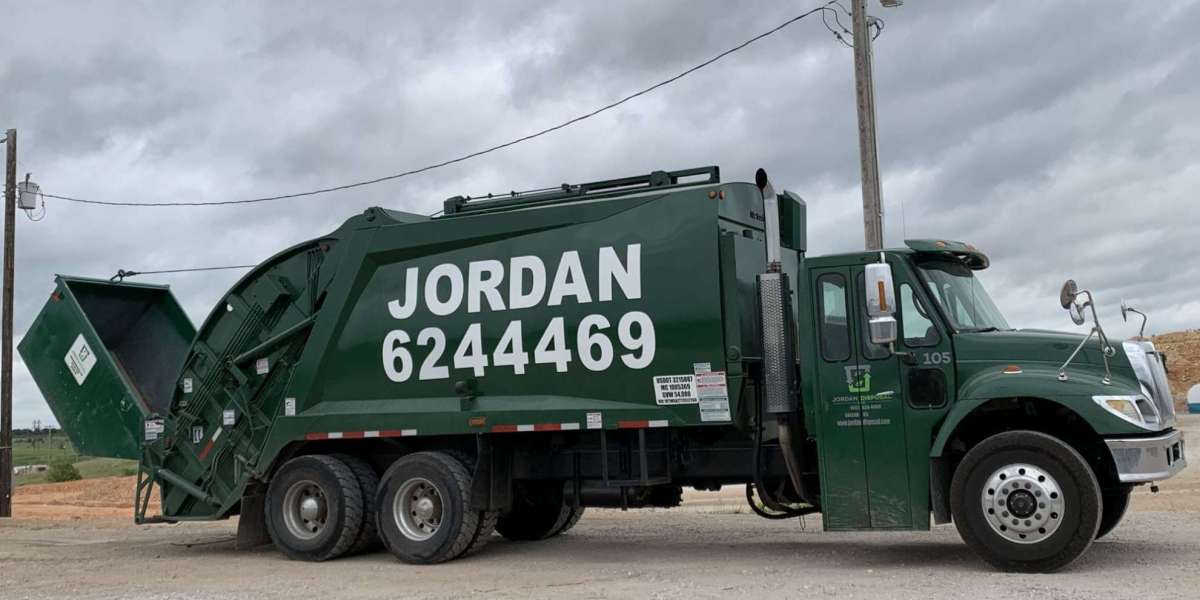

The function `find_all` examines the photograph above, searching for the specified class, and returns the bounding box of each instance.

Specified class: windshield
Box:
[916,259,1010,332]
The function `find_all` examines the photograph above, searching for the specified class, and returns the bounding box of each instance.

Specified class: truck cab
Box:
[802,239,1185,567]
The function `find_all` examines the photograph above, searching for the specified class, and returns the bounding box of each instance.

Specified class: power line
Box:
[42,1,844,209]
[110,264,257,282]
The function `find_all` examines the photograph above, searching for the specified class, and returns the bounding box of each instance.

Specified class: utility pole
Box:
[1,128,14,518]
[852,0,884,251]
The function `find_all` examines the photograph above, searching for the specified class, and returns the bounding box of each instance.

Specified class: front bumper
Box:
[1105,429,1187,483]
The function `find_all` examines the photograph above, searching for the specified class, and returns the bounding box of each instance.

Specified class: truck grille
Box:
[1145,348,1177,428]
[1127,340,1177,428]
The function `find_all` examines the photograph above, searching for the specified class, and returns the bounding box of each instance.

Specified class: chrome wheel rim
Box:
[282,480,328,540]
[394,477,443,541]
[980,463,1065,544]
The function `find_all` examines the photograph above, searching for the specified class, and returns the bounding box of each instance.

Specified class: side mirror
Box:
[865,262,898,345]
[1059,279,1078,309]
[865,263,896,317]
[869,315,898,346]
[1120,299,1130,321]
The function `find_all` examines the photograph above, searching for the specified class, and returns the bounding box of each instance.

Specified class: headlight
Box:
[1094,394,1159,428]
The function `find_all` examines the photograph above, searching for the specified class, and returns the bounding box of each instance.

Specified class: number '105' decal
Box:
[382,312,656,383]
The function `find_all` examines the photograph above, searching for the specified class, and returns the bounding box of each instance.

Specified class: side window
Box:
[901,283,939,348]
[858,273,890,360]
[817,274,850,362]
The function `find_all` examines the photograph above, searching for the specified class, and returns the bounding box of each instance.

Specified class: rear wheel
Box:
[1096,487,1132,539]
[332,454,382,554]
[950,431,1101,572]
[265,455,364,561]
[496,483,573,541]
[377,452,480,564]
[556,506,586,535]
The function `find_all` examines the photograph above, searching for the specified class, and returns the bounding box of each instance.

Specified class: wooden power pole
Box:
[1,128,14,518]
[852,0,884,251]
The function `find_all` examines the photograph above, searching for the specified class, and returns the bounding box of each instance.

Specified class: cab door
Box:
[850,265,912,529]
[810,268,870,529]
[810,264,913,530]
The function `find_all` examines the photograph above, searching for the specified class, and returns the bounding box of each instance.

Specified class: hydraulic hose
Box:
[749,374,817,518]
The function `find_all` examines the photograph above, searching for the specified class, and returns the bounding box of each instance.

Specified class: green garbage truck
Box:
[19,166,1185,571]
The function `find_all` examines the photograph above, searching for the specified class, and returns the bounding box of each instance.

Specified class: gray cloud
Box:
[3,0,1198,426]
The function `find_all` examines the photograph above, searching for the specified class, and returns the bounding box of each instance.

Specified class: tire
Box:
[556,506,586,535]
[496,483,572,541]
[442,450,499,557]
[1096,487,1132,540]
[332,454,382,554]
[377,452,481,564]
[463,510,499,557]
[265,455,364,562]
[950,430,1101,573]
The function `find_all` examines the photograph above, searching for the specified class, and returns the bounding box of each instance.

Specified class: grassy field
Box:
[11,436,137,486]
[12,439,78,466]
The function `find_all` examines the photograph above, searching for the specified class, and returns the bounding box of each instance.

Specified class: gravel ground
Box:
[2,415,1198,600]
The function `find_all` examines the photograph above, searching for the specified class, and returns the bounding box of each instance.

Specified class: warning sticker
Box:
[64,334,97,386]
[586,412,603,430]
[144,418,165,441]
[653,374,698,405]
[222,409,236,426]
[694,367,730,421]
[255,357,269,375]
[692,362,712,374]
[182,377,193,394]
[700,399,732,422]
[284,397,296,417]
[695,370,728,399]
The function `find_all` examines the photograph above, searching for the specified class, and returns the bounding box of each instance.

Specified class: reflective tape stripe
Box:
[197,440,215,461]
[492,423,582,433]
[305,429,416,440]
[618,420,670,429]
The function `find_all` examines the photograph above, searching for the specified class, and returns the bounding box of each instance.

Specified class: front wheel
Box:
[1096,487,1132,539]
[950,431,1101,572]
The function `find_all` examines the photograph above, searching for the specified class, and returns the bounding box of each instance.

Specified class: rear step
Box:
[18,276,194,459]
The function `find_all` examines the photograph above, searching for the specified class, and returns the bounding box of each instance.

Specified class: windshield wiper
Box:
[964,326,1001,333]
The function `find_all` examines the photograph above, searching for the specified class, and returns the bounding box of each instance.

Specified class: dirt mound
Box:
[12,476,158,520]
[1151,330,1200,409]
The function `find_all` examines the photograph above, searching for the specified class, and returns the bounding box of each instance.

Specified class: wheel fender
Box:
[930,392,1087,458]
[932,364,1142,458]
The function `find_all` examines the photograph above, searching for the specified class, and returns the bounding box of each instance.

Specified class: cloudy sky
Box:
[3,1,1198,427]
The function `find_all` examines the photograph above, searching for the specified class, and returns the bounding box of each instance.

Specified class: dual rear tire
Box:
[496,483,584,541]
[266,451,584,564]
[376,451,489,564]
[265,455,366,562]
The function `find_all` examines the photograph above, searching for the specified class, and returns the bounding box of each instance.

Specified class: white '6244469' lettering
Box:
[381,245,656,381]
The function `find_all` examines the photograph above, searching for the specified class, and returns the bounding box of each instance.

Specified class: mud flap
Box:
[236,489,272,550]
